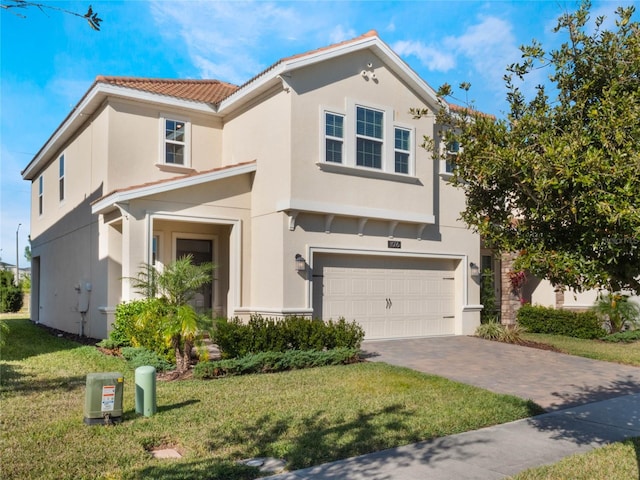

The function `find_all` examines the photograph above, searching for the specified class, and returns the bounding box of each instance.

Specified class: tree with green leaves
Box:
[1,1,102,30]
[430,1,639,295]
[129,255,214,373]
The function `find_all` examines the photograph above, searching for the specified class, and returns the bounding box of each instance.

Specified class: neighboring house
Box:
[21,30,483,340]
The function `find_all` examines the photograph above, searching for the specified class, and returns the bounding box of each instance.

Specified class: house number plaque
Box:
[388,241,401,249]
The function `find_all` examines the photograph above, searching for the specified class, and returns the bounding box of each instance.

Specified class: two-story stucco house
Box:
[21,31,483,340]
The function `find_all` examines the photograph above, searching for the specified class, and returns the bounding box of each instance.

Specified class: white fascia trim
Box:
[22,83,217,180]
[92,162,257,214]
[277,198,435,225]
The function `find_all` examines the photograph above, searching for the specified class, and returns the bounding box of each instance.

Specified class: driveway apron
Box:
[362,336,640,411]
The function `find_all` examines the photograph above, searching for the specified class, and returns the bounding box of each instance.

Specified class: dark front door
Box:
[176,238,213,313]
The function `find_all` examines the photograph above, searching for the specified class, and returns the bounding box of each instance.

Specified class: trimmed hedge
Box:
[517,304,606,339]
[212,315,365,359]
[193,348,360,379]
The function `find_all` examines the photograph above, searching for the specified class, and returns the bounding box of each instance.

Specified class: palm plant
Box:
[129,255,214,373]
[593,293,640,334]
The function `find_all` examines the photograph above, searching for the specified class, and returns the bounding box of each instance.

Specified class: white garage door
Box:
[313,255,456,339]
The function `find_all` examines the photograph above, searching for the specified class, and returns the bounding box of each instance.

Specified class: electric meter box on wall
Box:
[83,372,124,425]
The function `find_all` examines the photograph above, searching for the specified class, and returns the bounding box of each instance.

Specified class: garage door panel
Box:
[317,255,457,339]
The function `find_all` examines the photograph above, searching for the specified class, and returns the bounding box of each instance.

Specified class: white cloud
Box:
[445,16,521,89]
[329,25,357,44]
[392,40,456,72]
[149,0,327,84]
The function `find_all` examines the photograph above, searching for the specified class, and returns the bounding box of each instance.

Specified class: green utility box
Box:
[84,372,124,425]
[135,365,157,417]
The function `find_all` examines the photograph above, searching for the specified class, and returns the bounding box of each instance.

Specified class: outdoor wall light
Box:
[295,254,306,272]
[469,262,480,277]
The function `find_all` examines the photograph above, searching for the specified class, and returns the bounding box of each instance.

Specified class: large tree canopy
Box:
[431,1,639,294]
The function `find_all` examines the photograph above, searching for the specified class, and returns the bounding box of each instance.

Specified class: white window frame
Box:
[393,125,413,175]
[324,111,345,164]
[58,154,65,202]
[159,114,191,169]
[440,140,461,176]
[321,100,415,178]
[38,175,43,216]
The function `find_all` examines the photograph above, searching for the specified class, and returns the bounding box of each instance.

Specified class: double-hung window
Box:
[322,101,415,177]
[325,112,344,163]
[394,128,410,174]
[159,115,191,168]
[444,140,459,174]
[38,175,43,215]
[356,106,383,169]
[165,119,186,165]
[59,154,65,202]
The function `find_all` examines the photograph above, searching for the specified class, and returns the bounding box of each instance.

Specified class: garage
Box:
[312,254,456,339]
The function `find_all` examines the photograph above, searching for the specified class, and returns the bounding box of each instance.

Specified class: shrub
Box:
[593,293,640,334]
[193,348,360,379]
[212,315,365,359]
[120,347,174,372]
[475,321,503,341]
[108,299,173,361]
[601,330,640,343]
[517,304,606,339]
[0,270,23,313]
[475,321,526,344]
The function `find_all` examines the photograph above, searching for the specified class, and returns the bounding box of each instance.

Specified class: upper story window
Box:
[356,106,383,169]
[325,112,344,163]
[159,115,191,168]
[321,100,415,178]
[394,128,411,174]
[165,119,186,164]
[38,175,43,215]
[58,154,65,202]
[444,141,460,174]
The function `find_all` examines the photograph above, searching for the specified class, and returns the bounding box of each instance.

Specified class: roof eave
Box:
[21,83,218,181]
[91,161,257,215]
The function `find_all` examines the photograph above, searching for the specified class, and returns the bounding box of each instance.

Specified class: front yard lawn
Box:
[0,317,541,480]
[521,332,640,366]
[511,437,640,479]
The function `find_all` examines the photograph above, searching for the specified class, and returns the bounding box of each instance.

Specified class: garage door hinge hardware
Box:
[312,274,324,278]
[386,298,392,309]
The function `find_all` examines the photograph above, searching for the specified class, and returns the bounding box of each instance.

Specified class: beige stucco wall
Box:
[106,99,223,191]
[221,51,480,331]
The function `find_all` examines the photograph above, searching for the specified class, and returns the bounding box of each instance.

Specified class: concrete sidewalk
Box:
[265,393,640,479]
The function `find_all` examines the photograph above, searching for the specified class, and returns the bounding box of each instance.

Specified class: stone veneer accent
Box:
[500,252,521,325]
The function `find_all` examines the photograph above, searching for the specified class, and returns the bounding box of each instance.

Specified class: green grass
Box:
[510,437,640,479]
[0,317,542,480]
[522,332,640,366]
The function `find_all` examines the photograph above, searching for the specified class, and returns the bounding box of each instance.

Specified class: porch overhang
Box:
[91,161,257,215]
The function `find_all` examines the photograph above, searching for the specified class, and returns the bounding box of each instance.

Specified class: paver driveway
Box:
[362,336,640,411]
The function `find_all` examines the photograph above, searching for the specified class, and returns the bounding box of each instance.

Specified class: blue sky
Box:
[0,0,635,267]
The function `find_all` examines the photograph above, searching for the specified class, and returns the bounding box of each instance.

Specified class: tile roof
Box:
[95,160,257,203]
[94,30,380,106]
[95,76,239,104]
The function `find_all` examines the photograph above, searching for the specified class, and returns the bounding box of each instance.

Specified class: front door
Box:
[176,238,213,313]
